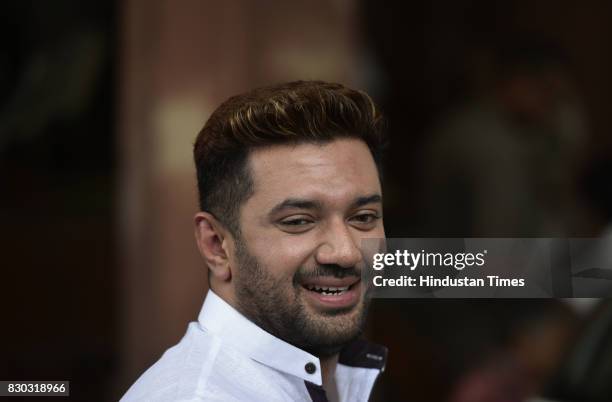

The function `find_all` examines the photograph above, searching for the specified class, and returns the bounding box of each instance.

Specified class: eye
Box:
[349,212,381,228]
[281,218,313,226]
[278,216,315,233]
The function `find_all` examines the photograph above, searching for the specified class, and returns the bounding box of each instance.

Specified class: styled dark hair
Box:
[193,80,385,235]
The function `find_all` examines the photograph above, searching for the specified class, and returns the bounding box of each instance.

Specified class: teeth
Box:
[305,284,350,294]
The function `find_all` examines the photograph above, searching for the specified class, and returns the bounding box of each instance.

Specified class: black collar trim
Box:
[338,338,388,371]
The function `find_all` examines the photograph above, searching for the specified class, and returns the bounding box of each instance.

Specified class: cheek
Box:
[249,234,315,275]
[369,222,385,237]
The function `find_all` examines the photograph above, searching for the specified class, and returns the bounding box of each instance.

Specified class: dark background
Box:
[0,1,117,400]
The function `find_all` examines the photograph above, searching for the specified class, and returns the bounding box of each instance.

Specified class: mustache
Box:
[294,264,361,282]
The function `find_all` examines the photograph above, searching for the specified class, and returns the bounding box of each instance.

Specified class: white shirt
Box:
[120,290,387,402]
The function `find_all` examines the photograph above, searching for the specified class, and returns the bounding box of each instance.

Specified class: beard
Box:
[232,236,370,358]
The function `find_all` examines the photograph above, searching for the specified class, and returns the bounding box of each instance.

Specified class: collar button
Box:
[304,362,316,374]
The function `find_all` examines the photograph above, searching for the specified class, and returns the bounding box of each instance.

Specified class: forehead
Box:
[247,138,381,206]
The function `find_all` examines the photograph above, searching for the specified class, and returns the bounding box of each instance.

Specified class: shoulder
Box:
[119,323,307,402]
[120,322,223,402]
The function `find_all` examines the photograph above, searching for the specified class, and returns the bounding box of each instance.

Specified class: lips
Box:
[304,284,350,296]
[300,277,361,309]
[300,276,359,288]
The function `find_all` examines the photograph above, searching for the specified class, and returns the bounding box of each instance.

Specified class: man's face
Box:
[229,138,384,357]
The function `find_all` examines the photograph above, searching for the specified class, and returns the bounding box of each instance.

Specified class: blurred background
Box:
[1,0,611,401]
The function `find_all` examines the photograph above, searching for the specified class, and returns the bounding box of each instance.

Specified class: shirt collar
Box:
[198,290,324,385]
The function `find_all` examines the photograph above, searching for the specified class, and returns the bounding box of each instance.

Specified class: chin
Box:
[303,321,363,358]
[307,306,364,342]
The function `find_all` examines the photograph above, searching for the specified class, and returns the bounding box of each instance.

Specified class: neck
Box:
[321,354,339,402]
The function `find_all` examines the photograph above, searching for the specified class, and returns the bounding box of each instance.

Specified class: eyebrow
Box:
[267,198,323,218]
[351,194,382,208]
[267,194,382,218]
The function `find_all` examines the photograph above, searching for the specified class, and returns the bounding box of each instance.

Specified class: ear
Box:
[194,212,231,282]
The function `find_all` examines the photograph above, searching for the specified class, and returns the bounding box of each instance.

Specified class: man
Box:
[121,81,388,402]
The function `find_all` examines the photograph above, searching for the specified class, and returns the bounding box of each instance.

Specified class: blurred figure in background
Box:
[447,301,578,402]
[542,299,612,402]
[368,299,579,402]
[422,39,587,237]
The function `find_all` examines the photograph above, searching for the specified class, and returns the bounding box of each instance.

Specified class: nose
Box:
[315,219,362,268]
